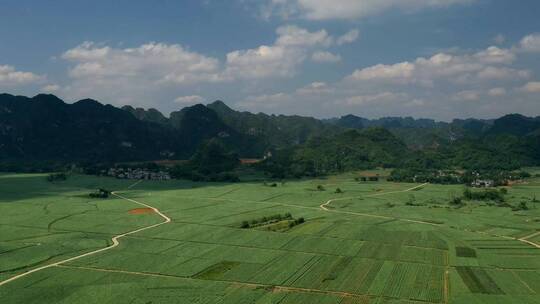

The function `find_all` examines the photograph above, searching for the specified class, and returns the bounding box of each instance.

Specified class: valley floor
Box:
[0,173,539,304]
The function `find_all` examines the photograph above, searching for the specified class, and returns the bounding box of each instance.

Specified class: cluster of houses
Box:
[468,171,496,188]
[471,179,495,188]
[106,168,171,180]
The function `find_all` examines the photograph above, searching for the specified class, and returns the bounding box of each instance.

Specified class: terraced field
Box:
[0,172,539,303]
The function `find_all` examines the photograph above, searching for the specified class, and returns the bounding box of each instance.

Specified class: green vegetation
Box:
[455,247,477,258]
[170,139,240,182]
[240,213,305,231]
[89,188,110,198]
[463,188,506,202]
[1,172,539,304]
[46,172,67,182]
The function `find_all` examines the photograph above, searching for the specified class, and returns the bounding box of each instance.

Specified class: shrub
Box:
[317,185,325,191]
[239,213,304,229]
[463,188,505,202]
[449,197,463,206]
[47,172,67,182]
[89,188,110,198]
[335,188,343,194]
[512,201,529,211]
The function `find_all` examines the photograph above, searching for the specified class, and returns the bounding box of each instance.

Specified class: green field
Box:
[0,173,539,304]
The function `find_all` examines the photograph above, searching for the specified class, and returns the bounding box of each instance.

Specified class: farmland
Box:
[0,172,539,303]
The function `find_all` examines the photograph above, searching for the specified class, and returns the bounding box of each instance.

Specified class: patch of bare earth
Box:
[128,208,154,215]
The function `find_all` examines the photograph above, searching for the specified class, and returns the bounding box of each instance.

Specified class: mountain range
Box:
[1,93,539,171]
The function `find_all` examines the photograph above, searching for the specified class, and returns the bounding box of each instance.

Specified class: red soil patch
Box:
[240,158,262,164]
[128,208,155,215]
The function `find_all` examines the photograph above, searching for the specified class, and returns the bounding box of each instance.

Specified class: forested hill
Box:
[0,94,261,165]
[1,93,539,171]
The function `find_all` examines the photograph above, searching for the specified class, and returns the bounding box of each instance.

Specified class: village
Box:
[106,167,171,180]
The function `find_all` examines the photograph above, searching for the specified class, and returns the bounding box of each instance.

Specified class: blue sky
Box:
[1,0,539,120]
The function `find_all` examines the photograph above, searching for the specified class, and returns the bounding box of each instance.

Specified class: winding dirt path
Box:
[319,183,437,225]
[0,183,171,287]
[516,231,540,249]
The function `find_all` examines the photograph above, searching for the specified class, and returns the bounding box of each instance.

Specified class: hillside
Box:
[0,94,175,162]
[1,94,539,172]
[207,100,342,148]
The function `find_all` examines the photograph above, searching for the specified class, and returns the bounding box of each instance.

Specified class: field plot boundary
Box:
[0,182,172,287]
[320,183,440,226]
[55,264,444,303]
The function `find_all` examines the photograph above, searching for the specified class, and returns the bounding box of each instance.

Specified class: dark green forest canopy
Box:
[1,94,538,174]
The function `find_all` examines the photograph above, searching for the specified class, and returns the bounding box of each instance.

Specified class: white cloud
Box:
[519,33,540,52]
[337,29,360,45]
[233,33,540,120]
[174,95,205,104]
[296,82,334,95]
[42,84,61,92]
[476,67,530,80]
[60,41,224,106]
[338,92,406,106]
[225,45,304,79]
[521,81,540,93]
[58,25,347,106]
[63,42,222,84]
[224,25,335,79]
[474,46,515,64]
[0,65,43,86]
[347,46,529,86]
[312,51,341,63]
[488,87,506,97]
[348,62,415,83]
[264,0,475,20]
[452,90,480,101]
[275,25,333,47]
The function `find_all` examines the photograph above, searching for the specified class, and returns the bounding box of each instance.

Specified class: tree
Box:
[170,139,240,182]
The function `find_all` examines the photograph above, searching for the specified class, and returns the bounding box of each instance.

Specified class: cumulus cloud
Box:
[174,95,205,104]
[338,92,407,106]
[239,33,540,120]
[63,42,222,84]
[519,34,540,52]
[224,25,337,79]
[225,45,303,79]
[348,62,415,83]
[452,90,480,101]
[312,51,341,63]
[53,30,540,120]
[58,25,348,106]
[521,81,540,93]
[346,46,529,86]
[337,29,360,45]
[488,87,506,97]
[264,0,475,20]
[474,46,515,64]
[60,41,225,106]
[296,82,334,95]
[42,84,61,92]
[0,65,43,86]
[275,25,333,47]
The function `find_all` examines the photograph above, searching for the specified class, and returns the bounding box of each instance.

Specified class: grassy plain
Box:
[0,172,539,303]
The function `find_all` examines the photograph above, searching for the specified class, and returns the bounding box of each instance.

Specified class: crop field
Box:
[0,172,539,303]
